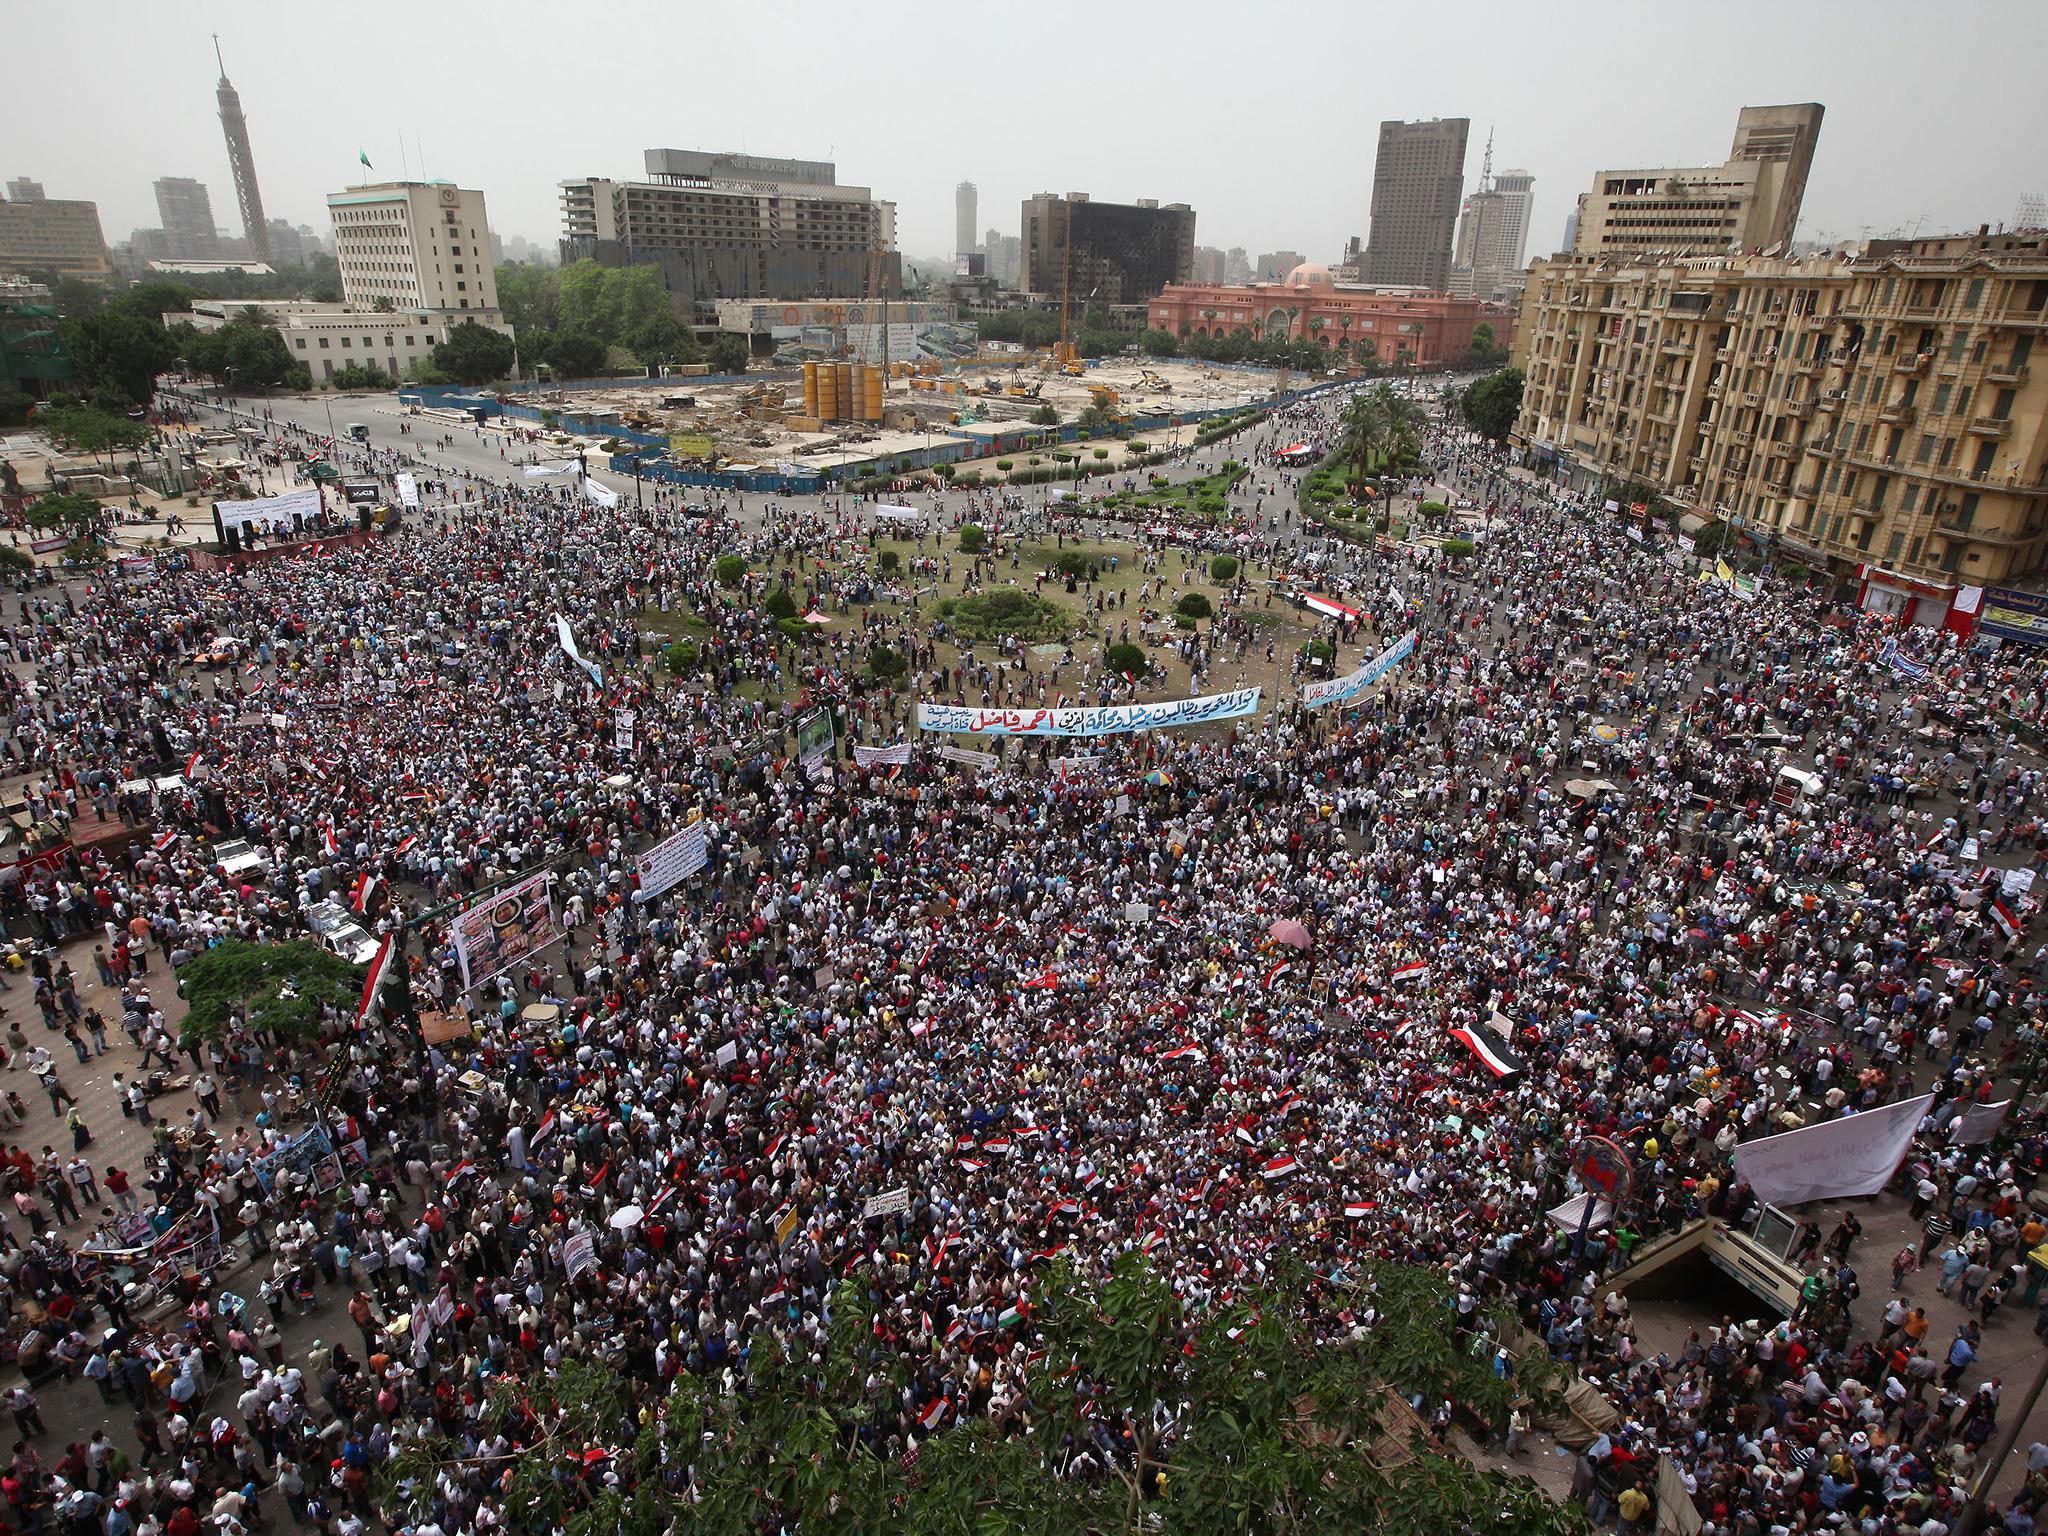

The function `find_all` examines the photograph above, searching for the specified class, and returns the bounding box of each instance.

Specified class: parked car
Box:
[211,838,269,880]
[304,899,380,965]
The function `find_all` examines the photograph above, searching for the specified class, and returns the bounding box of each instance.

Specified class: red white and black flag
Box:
[1992,898,2024,942]
[1449,1019,1524,1079]
[355,934,398,1031]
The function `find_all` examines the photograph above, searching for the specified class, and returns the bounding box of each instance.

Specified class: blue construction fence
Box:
[403,369,1361,495]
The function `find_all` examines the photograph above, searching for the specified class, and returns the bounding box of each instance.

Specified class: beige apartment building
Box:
[1513,229,2048,591]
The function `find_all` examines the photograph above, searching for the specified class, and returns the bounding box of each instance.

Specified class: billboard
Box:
[450,870,560,990]
[215,487,321,537]
[1979,586,2048,646]
[342,478,382,506]
[669,433,714,460]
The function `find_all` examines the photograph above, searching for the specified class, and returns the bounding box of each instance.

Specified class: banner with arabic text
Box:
[917,687,1259,737]
[1302,630,1416,710]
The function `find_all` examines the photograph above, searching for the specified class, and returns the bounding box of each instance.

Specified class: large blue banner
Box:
[1301,630,1417,710]
[917,688,1261,737]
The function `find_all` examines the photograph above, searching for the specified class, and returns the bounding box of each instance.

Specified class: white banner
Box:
[584,477,619,508]
[933,744,997,772]
[614,708,636,754]
[874,505,922,522]
[554,614,602,687]
[852,742,911,768]
[216,487,321,535]
[395,472,420,509]
[1952,1099,2012,1146]
[524,462,579,478]
[918,687,1259,737]
[633,816,708,901]
[1731,1094,1932,1207]
[1302,630,1417,711]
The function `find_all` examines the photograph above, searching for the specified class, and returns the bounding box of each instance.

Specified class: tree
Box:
[629,311,698,366]
[545,330,608,381]
[434,320,516,385]
[113,282,199,322]
[1029,404,1059,426]
[877,548,901,576]
[1137,327,1180,357]
[35,407,148,465]
[1104,641,1147,677]
[1210,554,1239,582]
[177,936,367,1043]
[66,309,179,406]
[713,554,746,587]
[52,278,105,320]
[1078,401,1118,434]
[1460,367,1525,445]
[956,523,986,554]
[763,586,798,621]
[708,335,750,376]
[1465,321,1511,370]
[24,490,104,534]
[1174,591,1213,621]
[866,644,908,682]
[330,364,396,391]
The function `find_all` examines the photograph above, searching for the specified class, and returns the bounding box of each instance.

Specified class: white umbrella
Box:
[609,1204,645,1231]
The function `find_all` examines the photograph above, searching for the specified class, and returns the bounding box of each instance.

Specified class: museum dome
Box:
[1284,262,1336,290]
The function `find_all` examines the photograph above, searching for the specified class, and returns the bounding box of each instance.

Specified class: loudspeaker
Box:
[223,525,241,553]
[357,507,372,533]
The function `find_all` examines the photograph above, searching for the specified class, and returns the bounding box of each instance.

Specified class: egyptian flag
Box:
[1449,1019,1524,1079]
[396,835,417,856]
[1263,960,1293,988]
[1344,1201,1375,1219]
[352,875,383,915]
[531,1111,556,1148]
[1304,593,1361,623]
[152,830,179,853]
[1992,898,2023,942]
[1158,1043,1206,1062]
[184,750,204,780]
[355,934,397,1030]
[915,1398,950,1431]
[1391,960,1429,985]
[1261,1154,1300,1182]
[322,824,340,857]
[1022,971,1059,990]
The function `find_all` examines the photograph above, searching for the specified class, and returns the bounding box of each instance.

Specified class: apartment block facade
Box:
[1514,231,2048,591]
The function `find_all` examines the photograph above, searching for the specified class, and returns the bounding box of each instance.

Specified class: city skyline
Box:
[5,0,2045,279]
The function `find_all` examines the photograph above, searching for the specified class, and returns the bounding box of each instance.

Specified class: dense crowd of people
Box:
[2,378,2048,1534]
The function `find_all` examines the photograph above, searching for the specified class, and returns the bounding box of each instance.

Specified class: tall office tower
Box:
[1020,192,1196,305]
[1451,135,1535,301]
[213,36,271,265]
[955,181,977,260]
[2017,193,2048,231]
[4,180,44,203]
[1364,118,1469,290]
[154,177,218,257]
[1572,102,1823,257]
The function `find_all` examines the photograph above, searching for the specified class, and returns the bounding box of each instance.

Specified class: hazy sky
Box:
[10,0,2046,269]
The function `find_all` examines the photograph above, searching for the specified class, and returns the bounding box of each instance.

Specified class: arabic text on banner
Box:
[633,816,708,902]
[934,745,997,772]
[852,742,912,767]
[1729,1093,1933,1207]
[216,487,321,534]
[394,472,420,509]
[1302,630,1417,711]
[451,870,561,991]
[614,708,636,754]
[916,687,1260,737]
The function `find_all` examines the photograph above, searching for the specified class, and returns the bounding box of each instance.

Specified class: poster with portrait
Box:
[451,870,560,990]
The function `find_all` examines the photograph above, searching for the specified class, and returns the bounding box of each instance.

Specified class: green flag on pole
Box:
[358,150,372,170]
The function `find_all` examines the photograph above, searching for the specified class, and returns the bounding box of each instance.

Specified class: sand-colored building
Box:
[1514,229,2048,596]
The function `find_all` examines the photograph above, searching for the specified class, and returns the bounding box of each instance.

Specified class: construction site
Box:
[512,353,1290,476]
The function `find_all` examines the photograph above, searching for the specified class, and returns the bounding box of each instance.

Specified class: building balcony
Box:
[1893,351,1932,375]
[1968,416,2012,438]
[1936,514,2043,547]
[1986,362,2031,387]
[1793,359,1822,377]
[1729,429,1754,447]
[1877,403,1915,425]
[1803,440,1842,460]
[1705,381,1724,400]
[1816,393,1843,412]
[1741,391,1764,407]
[1784,399,1813,419]
[1765,476,1792,496]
